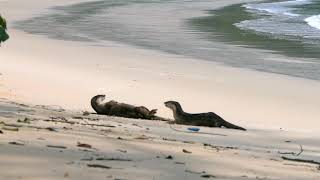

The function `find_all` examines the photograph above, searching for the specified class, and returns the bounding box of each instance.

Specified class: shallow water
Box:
[14,0,320,80]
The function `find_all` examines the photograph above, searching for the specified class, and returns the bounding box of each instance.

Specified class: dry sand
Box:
[1,99,320,180]
[1,0,320,131]
[0,0,320,179]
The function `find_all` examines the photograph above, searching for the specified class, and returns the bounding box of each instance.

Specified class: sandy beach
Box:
[1,0,320,179]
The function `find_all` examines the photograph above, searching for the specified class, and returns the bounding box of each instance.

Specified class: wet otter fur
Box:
[91,95,161,120]
[164,101,246,131]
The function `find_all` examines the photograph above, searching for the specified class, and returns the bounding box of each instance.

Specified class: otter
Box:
[164,101,246,131]
[91,95,161,120]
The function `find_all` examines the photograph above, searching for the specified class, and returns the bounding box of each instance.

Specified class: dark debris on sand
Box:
[87,164,111,169]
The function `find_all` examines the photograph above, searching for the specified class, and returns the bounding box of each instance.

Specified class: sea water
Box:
[14,0,320,80]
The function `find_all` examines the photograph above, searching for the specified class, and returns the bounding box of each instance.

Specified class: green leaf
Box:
[0,26,9,43]
[0,15,7,30]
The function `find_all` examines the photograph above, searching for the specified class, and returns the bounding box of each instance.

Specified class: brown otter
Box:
[91,95,161,120]
[164,101,246,131]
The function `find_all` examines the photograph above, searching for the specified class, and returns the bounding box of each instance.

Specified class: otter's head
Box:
[164,101,180,111]
[91,95,107,114]
[93,94,106,103]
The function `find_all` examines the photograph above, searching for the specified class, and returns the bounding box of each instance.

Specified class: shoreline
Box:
[1,0,320,132]
[12,0,320,81]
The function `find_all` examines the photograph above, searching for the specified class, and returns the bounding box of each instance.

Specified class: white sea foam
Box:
[305,15,320,30]
[244,0,311,17]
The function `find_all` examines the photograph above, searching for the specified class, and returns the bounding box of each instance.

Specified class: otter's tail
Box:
[222,120,246,131]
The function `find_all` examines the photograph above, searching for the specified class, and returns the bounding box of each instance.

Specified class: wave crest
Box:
[305,15,320,30]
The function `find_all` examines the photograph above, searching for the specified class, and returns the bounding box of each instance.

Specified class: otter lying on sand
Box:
[91,95,166,120]
[164,101,246,131]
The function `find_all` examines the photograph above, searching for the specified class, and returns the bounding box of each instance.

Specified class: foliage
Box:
[0,14,9,44]
[0,14,7,30]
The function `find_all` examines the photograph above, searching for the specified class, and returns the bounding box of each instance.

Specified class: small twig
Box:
[169,124,227,136]
[47,145,67,149]
[278,144,303,156]
[8,141,25,146]
[77,142,92,149]
[185,169,205,174]
[296,145,303,156]
[87,164,111,169]
[80,122,116,128]
[2,126,19,131]
[0,121,23,128]
[96,157,132,161]
[201,174,216,178]
[203,143,238,151]
[182,149,192,154]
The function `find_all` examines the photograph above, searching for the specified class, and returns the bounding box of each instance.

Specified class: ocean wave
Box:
[243,0,311,17]
[239,0,320,39]
[305,14,320,30]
